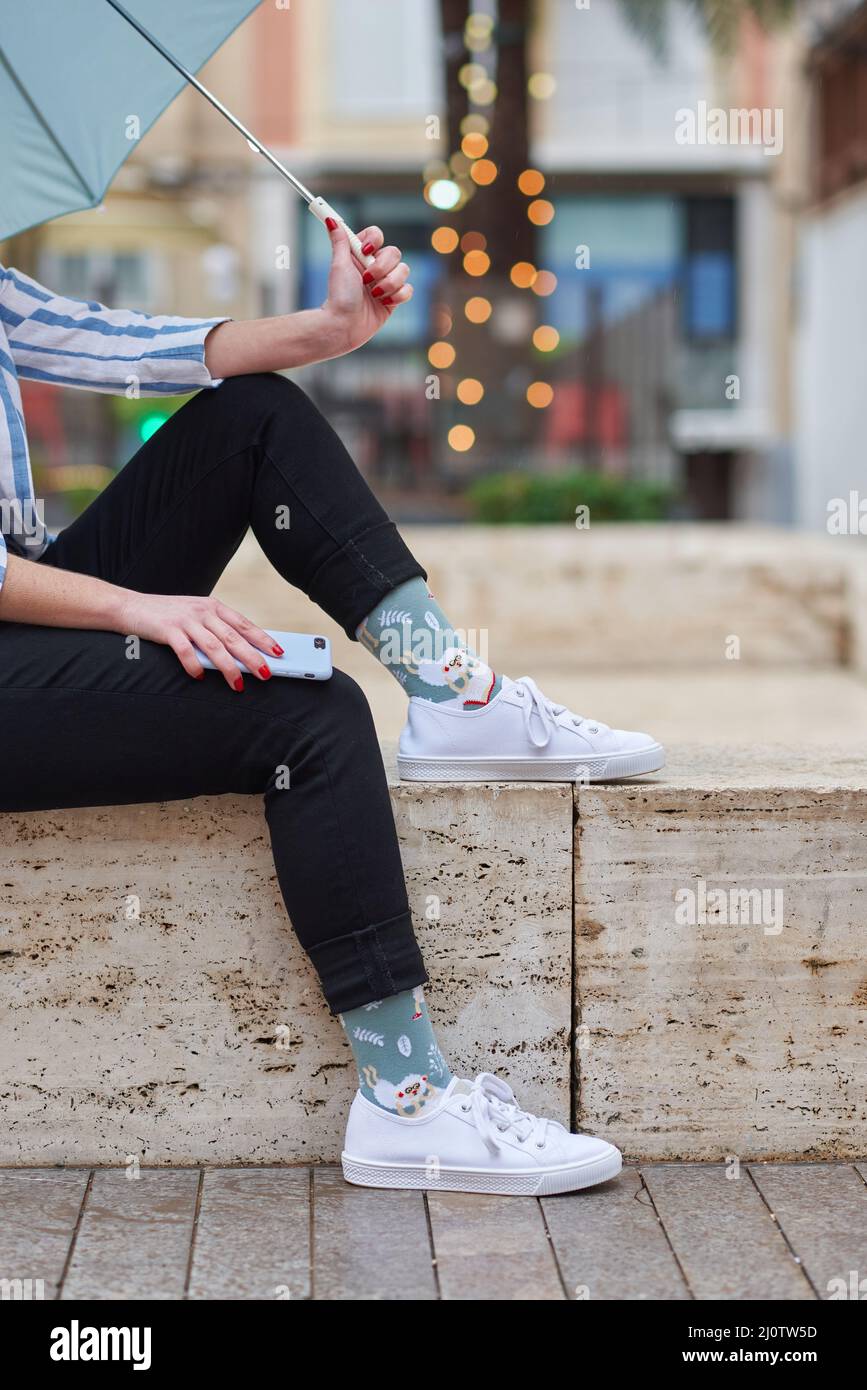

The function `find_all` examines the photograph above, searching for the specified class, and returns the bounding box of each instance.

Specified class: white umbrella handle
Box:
[309,197,375,270]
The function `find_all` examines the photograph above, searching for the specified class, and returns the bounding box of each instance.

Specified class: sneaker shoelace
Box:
[460,1072,553,1155]
[511,676,586,750]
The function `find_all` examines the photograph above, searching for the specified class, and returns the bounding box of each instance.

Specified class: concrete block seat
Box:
[1,744,864,1163]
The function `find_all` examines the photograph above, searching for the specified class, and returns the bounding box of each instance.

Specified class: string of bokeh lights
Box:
[423,10,561,454]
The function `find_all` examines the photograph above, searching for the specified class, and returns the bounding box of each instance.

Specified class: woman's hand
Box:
[118,591,282,690]
[320,221,413,355]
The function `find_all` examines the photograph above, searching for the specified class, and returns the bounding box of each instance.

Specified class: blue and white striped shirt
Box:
[0,264,227,590]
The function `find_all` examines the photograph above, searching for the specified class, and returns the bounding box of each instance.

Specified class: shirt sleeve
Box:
[1,267,230,396]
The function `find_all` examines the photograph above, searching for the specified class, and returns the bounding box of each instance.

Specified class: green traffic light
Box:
[139,412,169,442]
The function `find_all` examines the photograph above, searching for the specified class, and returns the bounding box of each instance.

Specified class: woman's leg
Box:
[34,374,452,1107]
[43,371,659,787]
[20,373,623,1184]
[0,620,423,1017]
[42,371,426,629]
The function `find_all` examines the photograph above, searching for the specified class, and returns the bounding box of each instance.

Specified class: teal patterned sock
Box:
[340,986,453,1116]
[356,576,503,707]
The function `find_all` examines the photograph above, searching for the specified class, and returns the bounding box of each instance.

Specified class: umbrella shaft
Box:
[104,0,315,203]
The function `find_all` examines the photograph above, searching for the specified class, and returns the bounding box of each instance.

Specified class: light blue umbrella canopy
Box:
[0,0,262,240]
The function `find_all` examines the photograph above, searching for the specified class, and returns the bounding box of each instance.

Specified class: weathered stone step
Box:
[574,746,867,1160]
[1,745,864,1163]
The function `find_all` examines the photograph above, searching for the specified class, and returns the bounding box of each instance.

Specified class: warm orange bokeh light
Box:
[518,168,545,196]
[533,326,560,352]
[429,341,456,369]
[463,249,491,277]
[464,296,492,323]
[460,230,487,253]
[448,425,476,452]
[531,270,558,297]
[528,199,555,226]
[457,378,485,405]
[527,382,554,409]
[470,158,498,186]
[510,261,537,289]
[461,132,489,159]
[431,226,460,254]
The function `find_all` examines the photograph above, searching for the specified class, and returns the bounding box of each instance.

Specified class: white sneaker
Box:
[342,1072,622,1196]
[397,675,664,782]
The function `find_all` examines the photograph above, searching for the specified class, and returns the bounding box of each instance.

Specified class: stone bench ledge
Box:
[1,744,865,1164]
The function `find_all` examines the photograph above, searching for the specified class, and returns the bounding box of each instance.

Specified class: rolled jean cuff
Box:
[307,520,427,639]
[307,911,428,1015]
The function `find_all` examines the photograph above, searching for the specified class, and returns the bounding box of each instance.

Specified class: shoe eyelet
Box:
[589,725,599,734]
[535,1141,546,1150]
[460,1104,470,1113]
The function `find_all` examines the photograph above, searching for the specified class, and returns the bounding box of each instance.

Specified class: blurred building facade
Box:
[792,0,867,530]
[1,0,864,529]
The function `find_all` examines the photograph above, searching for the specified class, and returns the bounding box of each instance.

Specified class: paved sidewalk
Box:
[1,1163,864,1300]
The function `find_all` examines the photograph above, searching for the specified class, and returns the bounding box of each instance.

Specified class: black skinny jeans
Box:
[0,373,428,1013]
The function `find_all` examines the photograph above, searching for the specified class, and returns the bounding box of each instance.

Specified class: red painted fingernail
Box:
[272,644,284,656]
[362,270,374,285]
[234,677,244,692]
[325,217,337,231]
[381,297,393,305]
[361,242,375,255]
[259,665,271,680]
[371,286,384,298]
[195,672,205,680]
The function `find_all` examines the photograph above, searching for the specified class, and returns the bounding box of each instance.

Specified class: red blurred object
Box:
[545,382,628,451]
[19,380,67,469]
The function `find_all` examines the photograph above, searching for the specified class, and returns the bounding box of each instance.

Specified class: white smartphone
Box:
[193,629,333,681]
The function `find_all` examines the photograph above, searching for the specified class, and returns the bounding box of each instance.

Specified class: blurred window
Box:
[539,194,682,346]
[683,196,736,341]
[327,0,441,117]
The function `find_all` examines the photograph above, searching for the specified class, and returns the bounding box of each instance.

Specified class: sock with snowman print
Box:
[356,576,502,707]
[340,986,453,1116]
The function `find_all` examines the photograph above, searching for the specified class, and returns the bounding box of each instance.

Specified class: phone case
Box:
[193,629,332,680]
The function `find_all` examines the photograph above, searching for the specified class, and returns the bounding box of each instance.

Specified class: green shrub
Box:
[466,470,674,523]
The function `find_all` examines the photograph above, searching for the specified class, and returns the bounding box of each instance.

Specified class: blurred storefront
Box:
[3,0,858,530]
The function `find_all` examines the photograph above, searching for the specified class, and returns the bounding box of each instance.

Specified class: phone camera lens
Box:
[314,637,326,650]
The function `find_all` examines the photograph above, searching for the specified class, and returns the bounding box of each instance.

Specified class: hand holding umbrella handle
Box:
[308,197,375,270]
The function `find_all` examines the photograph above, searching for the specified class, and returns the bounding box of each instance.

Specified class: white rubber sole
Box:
[341,1146,622,1196]
[397,743,665,783]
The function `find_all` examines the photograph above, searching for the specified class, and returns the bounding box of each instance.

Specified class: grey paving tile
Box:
[188,1168,310,1301]
[642,1164,813,1300]
[313,1167,436,1300]
[427,1192,564,1300]
[62,1168,199,1300]
[542,1166,690,1300]
[750,1163,867,1300]
[0,1168,89,1299]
